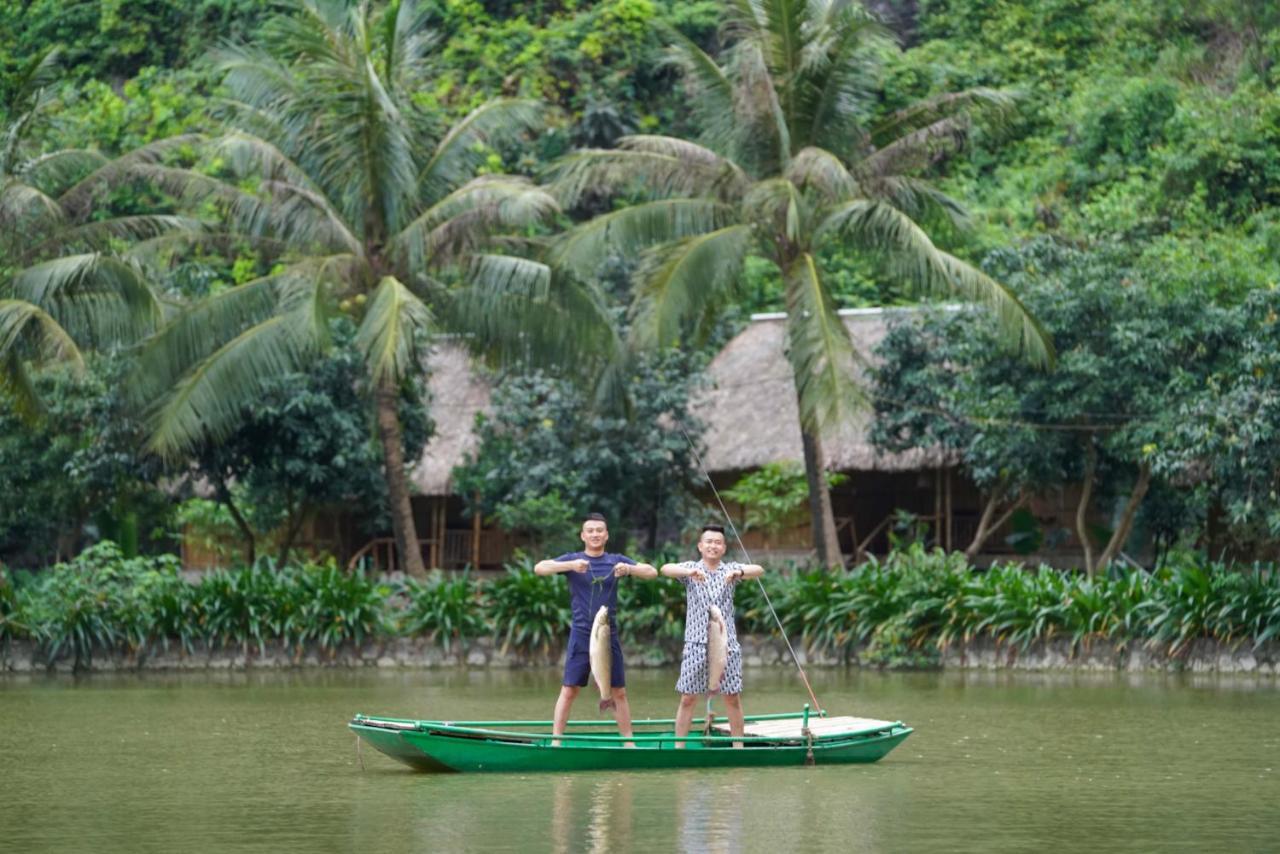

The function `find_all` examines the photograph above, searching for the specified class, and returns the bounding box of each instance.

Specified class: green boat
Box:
[349,707,913,773]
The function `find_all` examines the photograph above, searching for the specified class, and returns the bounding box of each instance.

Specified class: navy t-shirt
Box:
[555,551,637,638]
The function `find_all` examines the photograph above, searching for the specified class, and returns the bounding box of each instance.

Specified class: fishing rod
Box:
[677,421,824,715]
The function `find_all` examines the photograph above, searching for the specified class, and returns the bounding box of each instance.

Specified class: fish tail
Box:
[599,699,616,713]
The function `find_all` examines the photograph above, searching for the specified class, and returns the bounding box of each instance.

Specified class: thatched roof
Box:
[411,308,947,495]
[410,343,491,496]
[701,308,948,474]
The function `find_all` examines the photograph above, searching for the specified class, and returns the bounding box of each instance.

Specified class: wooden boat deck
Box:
[713,715,899,739]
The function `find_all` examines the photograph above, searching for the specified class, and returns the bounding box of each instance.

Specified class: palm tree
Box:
[549,0,1053,567]
[2,46,169,415]
[125,0,614,577]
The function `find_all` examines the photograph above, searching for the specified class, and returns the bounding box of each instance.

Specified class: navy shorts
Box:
[563,633,626,689]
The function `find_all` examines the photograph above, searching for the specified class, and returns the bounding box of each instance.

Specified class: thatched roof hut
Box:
[409,308,947,497]
[409,343,491,496]
[701,308,948,475]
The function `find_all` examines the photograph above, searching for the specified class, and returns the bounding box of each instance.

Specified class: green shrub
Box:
[20,543,130,668]
[484,563,570,655]
[195,562,291,655]
[0,567,26,646]
[616,576,685,648]
[291,562,388,653]
[399,571,487,652]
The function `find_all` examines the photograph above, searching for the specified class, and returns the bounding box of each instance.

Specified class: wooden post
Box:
[471,491,482,570]
[427,498,441,571]
[945,468,954,551]
[934,467,943,548]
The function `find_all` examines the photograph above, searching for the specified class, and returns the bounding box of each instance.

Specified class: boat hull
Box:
[349,716,912,774]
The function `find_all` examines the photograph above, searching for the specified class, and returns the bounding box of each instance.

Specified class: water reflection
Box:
[674,775,744,853]
[2,668,1278,853]
[549,775,636,854]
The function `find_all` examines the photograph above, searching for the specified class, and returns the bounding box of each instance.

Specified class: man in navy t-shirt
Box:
[534,512,658,746]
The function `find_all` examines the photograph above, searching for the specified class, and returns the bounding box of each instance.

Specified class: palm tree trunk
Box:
[374,377,426,578]
[801,428,844,568]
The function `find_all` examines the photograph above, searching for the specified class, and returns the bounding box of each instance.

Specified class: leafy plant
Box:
[484,563,570,656]
[291,562,388,654]
[721,463,847,539]
[399,571,487,652]
[195,562,289,656]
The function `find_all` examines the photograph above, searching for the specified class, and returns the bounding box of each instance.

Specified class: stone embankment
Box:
[3,636,1278,674]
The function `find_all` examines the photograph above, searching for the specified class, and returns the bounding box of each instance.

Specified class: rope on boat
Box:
[678,421,824,715]
[355,733,365,771]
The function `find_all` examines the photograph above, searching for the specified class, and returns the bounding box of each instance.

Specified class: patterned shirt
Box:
[676,559,744,648]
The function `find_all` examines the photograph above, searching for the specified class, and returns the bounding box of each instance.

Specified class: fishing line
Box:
[677,420,824,715]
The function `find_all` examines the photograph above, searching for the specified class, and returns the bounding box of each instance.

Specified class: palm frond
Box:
[0,299,84,372]
[819,199,1054,366]
[19,149,109,195]
[1,46,62,176]
[550,197,730,280]
[356,275,434,385]
[11,254,162,348]
[386,0,440,89]
[629,224,754,348]
[786,147,856,199]
[391,176,558,270]
[619,135,749,198]
[128,268,315,406]
[0,350,43,421]
[794,1,886,152]
[418,99,545,203]
[728,38,792,172]
[57,135,206,217]
[146,306,326,458]
[662,31,740,156]
[549,149,724,209]
[0,181,62,237]
[782,252,864,432]
[861,114,975,176]
[22,215,202,262]
[857,175,969,227]
[869,88,1018,149]
[743,178,804,243]
[446,256,620,372]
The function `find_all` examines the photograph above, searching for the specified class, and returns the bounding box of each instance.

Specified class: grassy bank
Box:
[2,544,1278,671]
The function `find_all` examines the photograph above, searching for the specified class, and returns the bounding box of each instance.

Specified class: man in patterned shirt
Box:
[534,513,658,746]
[660,525,765,748]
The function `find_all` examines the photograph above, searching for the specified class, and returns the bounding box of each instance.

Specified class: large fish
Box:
[589,605,615,712]
[707,605,729,694]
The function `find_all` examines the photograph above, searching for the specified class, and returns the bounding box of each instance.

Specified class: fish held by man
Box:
[589,605,614,712]
[707,605,728,694]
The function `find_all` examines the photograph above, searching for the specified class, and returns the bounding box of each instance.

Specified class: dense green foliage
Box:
[453,351,708,553]
[184,319,431,566]
[3,0,1280,574]
[721,462,848,538]
[872,239,1280,563]
[5,543,1278,670]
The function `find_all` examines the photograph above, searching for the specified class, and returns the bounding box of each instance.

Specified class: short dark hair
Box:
[700,524,726,538]
[584,512,607,524]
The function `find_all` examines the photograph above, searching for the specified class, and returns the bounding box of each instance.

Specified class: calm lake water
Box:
[1,666,1277,853]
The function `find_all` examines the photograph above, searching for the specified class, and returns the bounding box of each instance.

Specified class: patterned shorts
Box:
[675,642,743,696]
